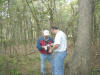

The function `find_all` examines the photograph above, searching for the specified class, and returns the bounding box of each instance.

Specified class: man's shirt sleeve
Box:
[54,33,61,45]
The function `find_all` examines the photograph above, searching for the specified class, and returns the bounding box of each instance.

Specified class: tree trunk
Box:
[65,0,94,75]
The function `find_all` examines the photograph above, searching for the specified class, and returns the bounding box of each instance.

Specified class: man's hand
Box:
[42,46,46,49]
[42,46,47,50]
[50,43,54,47]
[48,48,52,53]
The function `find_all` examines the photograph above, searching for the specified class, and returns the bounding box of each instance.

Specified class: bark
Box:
[65,0,94,75]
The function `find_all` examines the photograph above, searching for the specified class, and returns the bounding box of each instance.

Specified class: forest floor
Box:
[0,52,52,75]
[0,44,100,75]
[0,45,55,75]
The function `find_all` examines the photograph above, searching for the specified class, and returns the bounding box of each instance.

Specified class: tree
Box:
[65,0,94,75]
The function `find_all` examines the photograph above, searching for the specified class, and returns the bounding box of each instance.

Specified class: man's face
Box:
[51,29,56,35]
[44,36,49,39]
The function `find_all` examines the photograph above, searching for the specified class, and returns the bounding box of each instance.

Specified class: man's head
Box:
[50,26,59,35]
[43,30,50,39]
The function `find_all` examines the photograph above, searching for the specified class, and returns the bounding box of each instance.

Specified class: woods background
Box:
[0,0,100,75]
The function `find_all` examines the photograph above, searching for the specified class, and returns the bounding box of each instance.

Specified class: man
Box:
[37,30,54,75]
[49,26,67,75]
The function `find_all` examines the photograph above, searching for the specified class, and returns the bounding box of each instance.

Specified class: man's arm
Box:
[51,44,60,50]
[37,39,42,50]
[49,44,60,53]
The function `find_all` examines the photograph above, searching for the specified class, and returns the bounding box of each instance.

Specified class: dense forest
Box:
[0,0,100,75]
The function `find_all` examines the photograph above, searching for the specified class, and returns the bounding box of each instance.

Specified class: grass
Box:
[0,43,100,75]
[0,52,53,75]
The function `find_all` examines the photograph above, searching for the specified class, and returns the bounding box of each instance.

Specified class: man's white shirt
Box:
[54,30,67,52]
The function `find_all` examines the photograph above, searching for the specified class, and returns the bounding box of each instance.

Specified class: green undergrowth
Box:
[0,53,41,75]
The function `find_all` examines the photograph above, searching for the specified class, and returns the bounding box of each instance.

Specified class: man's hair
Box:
[51,26,59,30]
